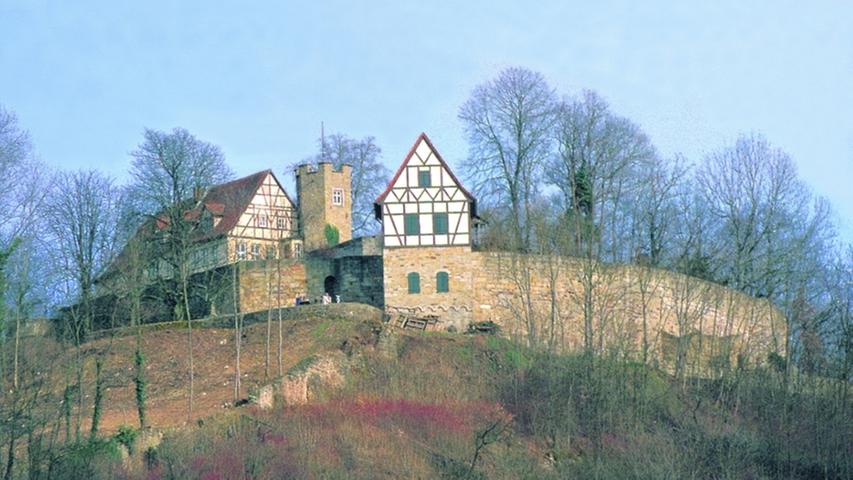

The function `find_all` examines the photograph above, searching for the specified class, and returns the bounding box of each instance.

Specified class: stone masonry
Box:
[296,162,353,252]
[383,245,475,331]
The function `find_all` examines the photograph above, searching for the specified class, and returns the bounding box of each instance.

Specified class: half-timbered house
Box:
[375,133,480,328]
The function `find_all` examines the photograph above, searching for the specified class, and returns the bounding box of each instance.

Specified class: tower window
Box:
[404,214,420,235]
[433,213,449,235]
[418,170,431,187]
[436,271,449,293]
[407,272,420,294]
[332,188,344,206]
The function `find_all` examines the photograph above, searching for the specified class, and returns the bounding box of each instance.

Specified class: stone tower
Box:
[295,162,352,252]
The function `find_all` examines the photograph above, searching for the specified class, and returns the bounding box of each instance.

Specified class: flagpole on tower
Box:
[320,121,326,162]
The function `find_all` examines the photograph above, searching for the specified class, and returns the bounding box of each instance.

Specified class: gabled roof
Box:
[374,132,477,217]
[191,169,276,241]
[97,170,290,283]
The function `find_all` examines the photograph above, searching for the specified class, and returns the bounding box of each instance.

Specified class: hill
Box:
[9,306,852,479]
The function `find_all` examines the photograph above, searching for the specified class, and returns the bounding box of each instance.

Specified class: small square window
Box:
[433,213,449,235]
[418,170,431,187]
[404,214,420,235]
[332,188,344,206]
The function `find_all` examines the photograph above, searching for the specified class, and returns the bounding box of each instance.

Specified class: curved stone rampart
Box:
[382,249,786,370]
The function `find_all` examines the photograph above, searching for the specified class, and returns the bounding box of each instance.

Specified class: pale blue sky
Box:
[1,1,851,240]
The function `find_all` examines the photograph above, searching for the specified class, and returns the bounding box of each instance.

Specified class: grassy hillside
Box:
[11,311,852,479]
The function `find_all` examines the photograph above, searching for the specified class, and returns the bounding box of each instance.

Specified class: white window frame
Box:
[276,216,286,230]
[257,213,268,228]
[251,243,261,259]
[332,188,344,206]
[236,242,247,260]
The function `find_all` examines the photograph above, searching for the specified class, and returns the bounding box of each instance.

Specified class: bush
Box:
[114,424,139,454]
[324,224,340,247]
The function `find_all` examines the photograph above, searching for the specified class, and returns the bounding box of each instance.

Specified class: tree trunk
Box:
[182,275,194,420]
[265,267,272,380]
[12,307,20,390]
[277,256,283,377]
[89,357,104,438]
[232,263,241,400]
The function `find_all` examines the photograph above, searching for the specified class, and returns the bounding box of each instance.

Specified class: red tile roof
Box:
[191,169,272,241]
[98,170,287,283]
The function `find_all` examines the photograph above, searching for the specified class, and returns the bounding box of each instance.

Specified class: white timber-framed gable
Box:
[376,133,476,248]
[229,171,297,242]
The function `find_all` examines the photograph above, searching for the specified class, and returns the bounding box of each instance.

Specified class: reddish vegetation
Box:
[130,398,512,480]
[282,398,507,437]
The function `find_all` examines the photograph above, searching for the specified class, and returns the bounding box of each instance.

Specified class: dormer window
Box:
[332,188,343,206]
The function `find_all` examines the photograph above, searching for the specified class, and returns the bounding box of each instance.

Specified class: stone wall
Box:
[383,246,474,330]
[382,249,785,367]
[237,259,307,313]
[467,253,785,366]
[335,255,384,307]
[330,235,382,258]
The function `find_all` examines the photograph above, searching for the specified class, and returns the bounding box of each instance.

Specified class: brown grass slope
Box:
[18,306,853,479]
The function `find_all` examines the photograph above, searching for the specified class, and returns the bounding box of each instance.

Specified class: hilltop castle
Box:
[99,133,784,371]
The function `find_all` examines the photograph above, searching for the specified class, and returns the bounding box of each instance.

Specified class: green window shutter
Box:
[404,214,420,235]
[433,213,449,234]
[436,271,449,293]
[418,170,431,187]
[407,272,420,294]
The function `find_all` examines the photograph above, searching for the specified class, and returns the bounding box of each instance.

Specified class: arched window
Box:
[407,272,420,294]
[436,271,449,293]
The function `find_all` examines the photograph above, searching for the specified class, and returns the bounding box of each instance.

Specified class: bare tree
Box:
[459,67,557,252]
[45,170,118,444]
[129,127,233,420]
[547,91,656,355]
[695,134,839,378]
[548,90,657,259]
[48,170,119,333]
[0,107,51,381]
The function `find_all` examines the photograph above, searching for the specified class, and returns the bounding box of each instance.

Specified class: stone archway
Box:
[324,275,337,298]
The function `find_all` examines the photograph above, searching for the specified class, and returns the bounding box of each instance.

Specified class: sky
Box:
[1,1,851,241]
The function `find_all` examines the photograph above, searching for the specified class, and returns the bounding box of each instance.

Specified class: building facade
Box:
[374,133,479,330]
